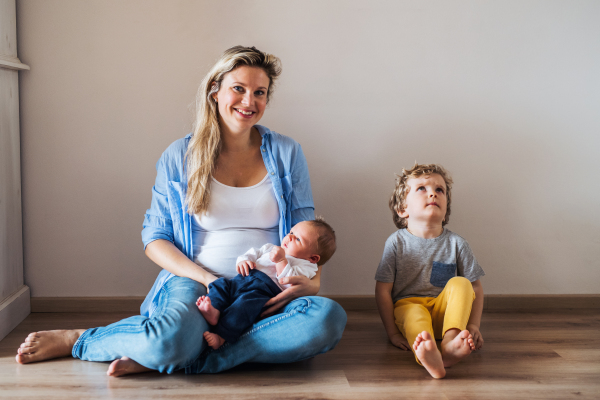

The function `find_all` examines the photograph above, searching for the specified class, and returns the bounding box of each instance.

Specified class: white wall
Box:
[17,0,600,297]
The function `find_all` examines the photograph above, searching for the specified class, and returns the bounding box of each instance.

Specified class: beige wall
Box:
[17,0,600,297]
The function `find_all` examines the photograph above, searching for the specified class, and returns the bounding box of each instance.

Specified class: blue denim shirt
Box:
[140,125,315,316]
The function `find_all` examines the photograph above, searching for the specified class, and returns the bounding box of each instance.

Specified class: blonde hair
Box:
[185,46,282,215]
[389,163,453,229]
[307,217,337,266]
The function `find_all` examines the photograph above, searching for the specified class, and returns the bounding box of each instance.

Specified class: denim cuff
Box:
[71,328,93,359]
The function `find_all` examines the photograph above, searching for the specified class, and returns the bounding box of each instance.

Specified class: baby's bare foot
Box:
[203,331,225,350]
[413,331,446,379]
[441,329,475,367]
[107,357,152,377]
[15,329,86,364]
[196,296,220,325]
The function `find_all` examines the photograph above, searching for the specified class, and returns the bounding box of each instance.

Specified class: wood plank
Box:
[1,310,600,399]
[29,294,600,313]
[31,297,144,313]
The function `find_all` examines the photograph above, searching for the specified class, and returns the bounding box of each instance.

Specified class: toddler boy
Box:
[375,163,485,379]
[197,218,336,350]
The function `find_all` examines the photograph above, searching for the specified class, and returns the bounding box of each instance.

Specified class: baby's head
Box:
[282,217,337,266]
[389,163,453,229]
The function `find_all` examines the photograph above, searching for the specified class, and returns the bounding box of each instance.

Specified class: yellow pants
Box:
[393,277,475,365]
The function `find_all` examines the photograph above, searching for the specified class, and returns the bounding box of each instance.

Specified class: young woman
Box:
[16,46,347,376]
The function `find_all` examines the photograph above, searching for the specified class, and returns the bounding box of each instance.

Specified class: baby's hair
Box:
[389,163,453,229]
[307,217,337,266]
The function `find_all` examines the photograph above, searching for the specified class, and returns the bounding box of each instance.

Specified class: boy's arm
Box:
[375,281,410,351]
[467,279,484,350]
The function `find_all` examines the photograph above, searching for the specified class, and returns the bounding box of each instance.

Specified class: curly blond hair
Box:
[389,163,453,229]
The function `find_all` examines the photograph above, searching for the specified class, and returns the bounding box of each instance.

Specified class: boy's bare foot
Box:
[196,296,220,325]
[413,331,446,379]
[107,357,152,377]
[15,329,86,364]
[441,329,475,367]
[203,331,225,350]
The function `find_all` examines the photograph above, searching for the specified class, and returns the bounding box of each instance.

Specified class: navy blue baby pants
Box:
[207,269,282,343]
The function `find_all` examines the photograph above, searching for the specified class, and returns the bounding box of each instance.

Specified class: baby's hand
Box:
[467,324,484,350]
[236,260,256,277]
[269,246,286,263]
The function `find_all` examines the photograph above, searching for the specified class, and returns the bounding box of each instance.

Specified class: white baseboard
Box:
[0,285,31,340]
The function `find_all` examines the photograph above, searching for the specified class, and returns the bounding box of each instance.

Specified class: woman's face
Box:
[213,66,270,135]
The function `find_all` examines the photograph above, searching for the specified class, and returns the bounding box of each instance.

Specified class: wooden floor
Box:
[1,309,599,399]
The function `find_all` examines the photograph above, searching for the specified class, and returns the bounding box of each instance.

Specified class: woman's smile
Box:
[234,108,256,117]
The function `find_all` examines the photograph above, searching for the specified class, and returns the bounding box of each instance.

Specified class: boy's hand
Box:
[236,260,256,277]
[269,246,286,264]
[467,324,484,350]
[390,333,410,351]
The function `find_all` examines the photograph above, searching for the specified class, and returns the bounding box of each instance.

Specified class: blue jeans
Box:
[72,276,347,374]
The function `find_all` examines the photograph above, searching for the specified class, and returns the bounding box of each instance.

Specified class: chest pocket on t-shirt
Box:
[430,262,457,288]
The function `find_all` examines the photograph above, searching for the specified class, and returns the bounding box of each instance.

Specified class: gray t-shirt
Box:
[375,228,485,303]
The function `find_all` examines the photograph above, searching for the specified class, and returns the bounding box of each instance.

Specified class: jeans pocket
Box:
[430,262,457,288]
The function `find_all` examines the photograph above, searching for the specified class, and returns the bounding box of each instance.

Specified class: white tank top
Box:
[192,174,280,279]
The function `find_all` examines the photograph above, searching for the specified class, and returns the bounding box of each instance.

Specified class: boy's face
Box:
[281,222,320,264]
[399,174,448,226]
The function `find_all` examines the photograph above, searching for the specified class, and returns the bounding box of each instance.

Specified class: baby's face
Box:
[281,222,319,262]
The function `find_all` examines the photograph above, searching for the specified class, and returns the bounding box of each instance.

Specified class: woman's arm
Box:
[375,281,410,350]
[142,140,219,287]
[145,239,218,288]
[467,279,484,349]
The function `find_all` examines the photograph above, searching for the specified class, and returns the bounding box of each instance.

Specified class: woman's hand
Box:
[260,275,320,317]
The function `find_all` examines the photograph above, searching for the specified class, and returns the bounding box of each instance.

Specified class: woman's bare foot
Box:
[196,296,220,325]
[441,329,475,367]
[15,329,86,364]
[203,331,225,350]
[107,357,152,377]
[413,331,446,379]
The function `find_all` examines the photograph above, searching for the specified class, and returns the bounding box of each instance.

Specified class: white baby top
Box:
[236,243,319,290]
[192,174,280,279]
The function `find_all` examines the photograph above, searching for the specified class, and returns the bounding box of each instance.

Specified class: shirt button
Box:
[262,148,266,152]
[281,195,284,199]
[271,172,275,175]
